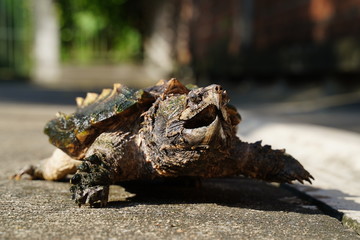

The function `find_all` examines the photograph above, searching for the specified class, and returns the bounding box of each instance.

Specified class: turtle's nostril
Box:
[214,85,223,93]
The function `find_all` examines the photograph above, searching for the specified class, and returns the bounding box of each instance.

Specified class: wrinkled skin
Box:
[13,79,313,207]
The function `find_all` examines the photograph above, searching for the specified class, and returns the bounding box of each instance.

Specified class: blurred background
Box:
[1,0,360,131]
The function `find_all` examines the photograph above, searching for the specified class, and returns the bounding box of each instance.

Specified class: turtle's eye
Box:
[189,92,202,104]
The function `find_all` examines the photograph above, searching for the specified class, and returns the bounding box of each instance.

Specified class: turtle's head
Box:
[142,82,241,176]
[179,84,231,146]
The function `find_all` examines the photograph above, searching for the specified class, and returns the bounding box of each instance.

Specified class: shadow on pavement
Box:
[103,177,320,215]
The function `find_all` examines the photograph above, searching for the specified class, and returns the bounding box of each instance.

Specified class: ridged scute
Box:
[44,83,154,159]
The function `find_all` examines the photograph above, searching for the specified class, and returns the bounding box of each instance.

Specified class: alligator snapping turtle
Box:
[13,78,313,207]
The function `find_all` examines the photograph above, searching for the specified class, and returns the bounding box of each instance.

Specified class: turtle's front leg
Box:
[12,149,80,181]
[70,154,112,207]
[230,138,314,184]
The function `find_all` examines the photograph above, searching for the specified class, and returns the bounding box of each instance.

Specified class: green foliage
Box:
[114,26,142,62]
[57,0,142,64]
[0,0,32,79]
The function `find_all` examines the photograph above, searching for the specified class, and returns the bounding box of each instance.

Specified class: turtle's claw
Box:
[70,184,109,207]
[11,165,37,180]
[69,155,111,207]
[277,154,314,184]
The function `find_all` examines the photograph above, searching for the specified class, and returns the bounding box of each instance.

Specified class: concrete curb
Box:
[239,119,360,234]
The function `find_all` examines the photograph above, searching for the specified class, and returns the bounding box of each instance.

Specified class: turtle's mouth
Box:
[183,104,220,129]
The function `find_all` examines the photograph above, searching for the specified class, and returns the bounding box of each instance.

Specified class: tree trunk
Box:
[32,0,60,84]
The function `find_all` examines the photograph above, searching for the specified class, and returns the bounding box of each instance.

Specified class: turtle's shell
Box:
[45,84,146,159]
[44,79,240,160]
[44,79,190,159]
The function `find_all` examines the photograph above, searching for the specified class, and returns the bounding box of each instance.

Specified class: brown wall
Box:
[182,0,360,78]
[254,0,360,48]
